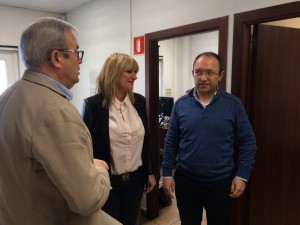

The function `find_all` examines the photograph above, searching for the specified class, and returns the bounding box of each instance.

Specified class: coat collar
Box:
[22,69,67,99]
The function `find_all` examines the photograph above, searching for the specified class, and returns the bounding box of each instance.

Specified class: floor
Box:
[139,197,207,225]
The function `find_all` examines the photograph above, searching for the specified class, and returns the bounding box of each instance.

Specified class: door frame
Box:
[144,16,228,219]
[232,1,300,101]
[231,2,300,224]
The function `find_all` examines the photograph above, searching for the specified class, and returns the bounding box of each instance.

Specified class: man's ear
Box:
[49,51,61,67]
[218,71,225,81]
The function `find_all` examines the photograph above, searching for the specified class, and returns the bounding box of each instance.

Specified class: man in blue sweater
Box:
[162,52,257,225]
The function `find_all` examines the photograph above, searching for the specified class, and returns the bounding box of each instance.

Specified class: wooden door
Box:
[247,24,300,225]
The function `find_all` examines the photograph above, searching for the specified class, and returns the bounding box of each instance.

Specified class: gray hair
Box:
[20,17,78,68]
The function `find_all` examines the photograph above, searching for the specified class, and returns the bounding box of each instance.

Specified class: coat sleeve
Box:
[32,104,111,216]
[141,97,155,175]
[135,94,155,175]
[81,98,94,133]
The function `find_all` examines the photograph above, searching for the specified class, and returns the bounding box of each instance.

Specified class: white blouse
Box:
[108,95,144,175]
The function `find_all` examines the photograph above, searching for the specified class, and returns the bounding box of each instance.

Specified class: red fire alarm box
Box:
[133,36,145,55]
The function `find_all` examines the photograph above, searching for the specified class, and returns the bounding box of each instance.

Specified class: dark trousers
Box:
[103,168,144,225]
[174,169,232,225]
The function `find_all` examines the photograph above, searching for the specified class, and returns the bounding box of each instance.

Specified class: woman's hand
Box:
[145,174,156,193]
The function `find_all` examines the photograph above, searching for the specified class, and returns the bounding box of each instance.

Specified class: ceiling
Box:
[0,0,93,14]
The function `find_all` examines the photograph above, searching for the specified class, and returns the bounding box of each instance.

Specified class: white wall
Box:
[0,5,60,74]
[66,0,298,111]
[66,0,132,112]
[159,31,218,100]
[1,0,298,111]
[265,18,300,28]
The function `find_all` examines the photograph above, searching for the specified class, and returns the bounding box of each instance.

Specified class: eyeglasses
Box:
[193,70,218,77]
[57,49,84,61]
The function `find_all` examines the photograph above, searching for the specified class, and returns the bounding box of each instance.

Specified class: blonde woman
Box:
[82,53,156,225]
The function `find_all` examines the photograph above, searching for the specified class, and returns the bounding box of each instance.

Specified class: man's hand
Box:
[229,176,246,198]
[163,177,175,199]
[93,159,109,170]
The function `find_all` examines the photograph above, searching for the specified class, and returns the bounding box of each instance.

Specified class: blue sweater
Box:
[162,89,257,182]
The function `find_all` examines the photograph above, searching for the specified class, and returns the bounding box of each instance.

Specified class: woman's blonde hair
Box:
[96,53,139,108]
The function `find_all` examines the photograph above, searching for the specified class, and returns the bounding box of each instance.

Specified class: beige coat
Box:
[0,70,112,225]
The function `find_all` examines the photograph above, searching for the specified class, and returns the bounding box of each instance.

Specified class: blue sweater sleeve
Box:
[234,99,257,181]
